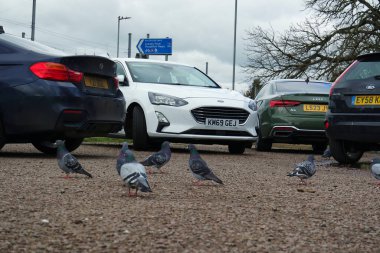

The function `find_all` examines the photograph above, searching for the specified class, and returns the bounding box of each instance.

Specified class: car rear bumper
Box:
[326,112,380,143]
[269,126,327,144]
[2,81,126,140]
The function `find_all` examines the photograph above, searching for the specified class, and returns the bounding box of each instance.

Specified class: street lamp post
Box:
[31,0,36,41]
[117,16,131,57]
[232,0,237,90]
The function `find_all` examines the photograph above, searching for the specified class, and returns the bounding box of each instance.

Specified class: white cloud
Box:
[0,0,307,91]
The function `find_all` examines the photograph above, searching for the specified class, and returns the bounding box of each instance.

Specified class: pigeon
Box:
[287,155,316,185]
[119,147,152,196]
[141,141,171,173]
[188,144,223,185]
[116,142,133,175]
[56,140,92,178]
[370,158,380,186]
[322,147,332,159]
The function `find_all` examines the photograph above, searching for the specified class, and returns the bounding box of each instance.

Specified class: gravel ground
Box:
[0,142,379,252]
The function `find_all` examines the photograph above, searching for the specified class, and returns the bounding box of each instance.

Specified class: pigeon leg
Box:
[63,174,71,179]
[299,179,307,185]
[128,188,138,197]
[193,180,204,186]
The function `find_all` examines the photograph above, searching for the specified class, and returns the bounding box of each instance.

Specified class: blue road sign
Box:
[136,38,172,55]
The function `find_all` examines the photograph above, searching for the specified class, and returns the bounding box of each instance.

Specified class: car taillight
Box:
[270,100,301,107]
[324,120,329,129]
[113,77,119,90]
[329,60,358,96]
[30,62,83,83]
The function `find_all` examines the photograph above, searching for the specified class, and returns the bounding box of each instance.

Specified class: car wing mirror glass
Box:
[117,75,129,86]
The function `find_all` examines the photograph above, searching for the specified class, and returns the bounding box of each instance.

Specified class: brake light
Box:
[113,77,119,90]
[324,120,329,129]
[270,100,301,107]
[329,60,358,96]
[30,62,83,83]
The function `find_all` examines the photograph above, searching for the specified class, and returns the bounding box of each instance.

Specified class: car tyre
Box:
[312,143,327,154]
[256,131,272,151]
[132,106,150,150]
[329,138,363,164]
[32,138,84,155]
[228,143,246,154]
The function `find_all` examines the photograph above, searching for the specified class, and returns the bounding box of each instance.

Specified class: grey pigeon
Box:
[287,155,316,184]
[119,147,152,196]
[141,141,171,173]
[370,158,380,186]
[116,142,133,175]
[188,144,223,185]
[322,147,332,158]
[56,140,92,178]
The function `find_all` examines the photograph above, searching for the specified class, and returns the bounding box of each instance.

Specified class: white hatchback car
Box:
[113,58,258,154]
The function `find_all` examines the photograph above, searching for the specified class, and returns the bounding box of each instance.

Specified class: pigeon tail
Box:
[137,177,152,192]
[80,169,93,178]
[205,172,223,184]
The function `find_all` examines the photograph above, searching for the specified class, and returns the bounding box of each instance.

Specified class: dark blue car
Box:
[0,28,126,154]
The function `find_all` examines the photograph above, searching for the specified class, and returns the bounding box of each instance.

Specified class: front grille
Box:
[191,107,250,124]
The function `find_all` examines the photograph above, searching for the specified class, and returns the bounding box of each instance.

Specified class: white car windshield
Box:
[126,61,220,88]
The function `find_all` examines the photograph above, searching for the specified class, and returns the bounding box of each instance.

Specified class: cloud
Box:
[0,0,307,90]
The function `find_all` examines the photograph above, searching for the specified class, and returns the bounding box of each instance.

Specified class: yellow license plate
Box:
[303,104,328,112]
[353,95,380,105]
[84,76,109,89]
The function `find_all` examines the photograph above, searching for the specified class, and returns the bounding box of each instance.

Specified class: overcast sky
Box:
[0,0,309,92]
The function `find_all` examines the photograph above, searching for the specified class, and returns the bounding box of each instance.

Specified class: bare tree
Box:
[245,0,380,83]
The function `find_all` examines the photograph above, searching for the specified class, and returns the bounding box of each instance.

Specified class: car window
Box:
[0,34,66,55]
[275,81,331,94]
[125,61,220,88]
[341,60,380,81]
[116,62,127,76]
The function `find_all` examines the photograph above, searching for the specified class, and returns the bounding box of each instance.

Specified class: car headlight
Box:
[248,100,257,111]
[148,92,188,107]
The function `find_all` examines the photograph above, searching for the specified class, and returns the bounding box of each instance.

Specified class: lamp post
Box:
[232,0,237,90]
[31,0,36,41]
[117,16,131,57]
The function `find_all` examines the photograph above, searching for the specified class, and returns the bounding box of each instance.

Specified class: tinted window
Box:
[341,60,380,81]
[126,61,220,88]
[275,81,331,94]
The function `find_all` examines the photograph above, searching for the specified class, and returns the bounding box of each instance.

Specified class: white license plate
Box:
[205,118,239,127]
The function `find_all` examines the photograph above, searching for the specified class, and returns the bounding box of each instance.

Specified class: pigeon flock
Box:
[56,140,380,196]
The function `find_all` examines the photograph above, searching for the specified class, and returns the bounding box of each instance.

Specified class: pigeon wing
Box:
[190,159,211,177]
[62,153,92,178]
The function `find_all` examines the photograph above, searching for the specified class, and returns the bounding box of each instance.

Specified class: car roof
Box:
[113,58,194,68]
[357,52,380,61]
[272,79,331,84]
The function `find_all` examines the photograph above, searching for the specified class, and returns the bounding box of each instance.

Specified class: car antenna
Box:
[0,26,4,34]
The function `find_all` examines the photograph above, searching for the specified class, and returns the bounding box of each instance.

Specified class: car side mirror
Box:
[117,75,129,86]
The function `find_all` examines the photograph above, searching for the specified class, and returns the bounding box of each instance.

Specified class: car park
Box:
[326,52,380,164]
[113,58,259,154]
[0,29,126,154]
[254,79,331,152]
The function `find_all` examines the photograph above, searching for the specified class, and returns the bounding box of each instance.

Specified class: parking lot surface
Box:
[0,143,379,252]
